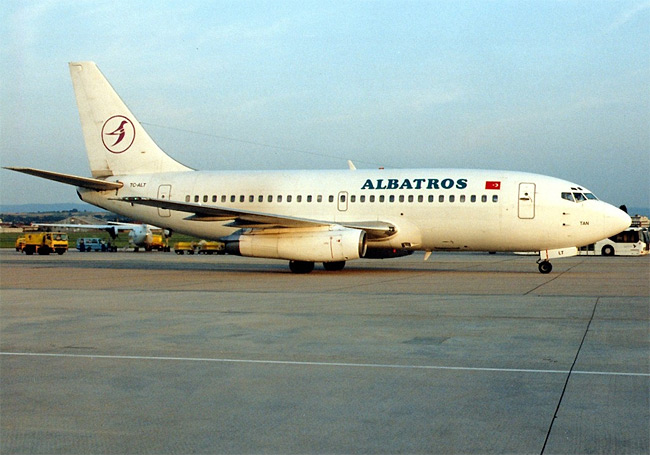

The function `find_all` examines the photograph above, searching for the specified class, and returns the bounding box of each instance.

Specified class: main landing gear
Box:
[288,261,346,274]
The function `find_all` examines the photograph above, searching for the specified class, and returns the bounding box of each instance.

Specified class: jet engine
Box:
[225,227,367,262]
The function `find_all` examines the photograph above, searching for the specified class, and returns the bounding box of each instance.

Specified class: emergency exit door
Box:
[518,183,535,219]
[338,191,348,211]
[157,184,171,217]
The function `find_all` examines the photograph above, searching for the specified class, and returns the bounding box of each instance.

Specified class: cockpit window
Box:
[562,191,598,202]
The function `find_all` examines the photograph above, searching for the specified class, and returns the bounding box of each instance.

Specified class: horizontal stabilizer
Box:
[4,167,123,191]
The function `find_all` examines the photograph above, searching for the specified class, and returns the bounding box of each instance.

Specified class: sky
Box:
[1,0,649,210]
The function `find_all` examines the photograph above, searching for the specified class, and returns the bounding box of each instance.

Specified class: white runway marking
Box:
[2,351,648,377]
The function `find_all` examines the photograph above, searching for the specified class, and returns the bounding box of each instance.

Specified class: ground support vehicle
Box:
[197,241,225,255]
[174,242,196,254]
[77,237,116,252]
[578,227,649,256]
[22,232,68,255]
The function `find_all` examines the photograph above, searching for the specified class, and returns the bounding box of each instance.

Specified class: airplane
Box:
[5,61,631,273]
[34,222,162,251]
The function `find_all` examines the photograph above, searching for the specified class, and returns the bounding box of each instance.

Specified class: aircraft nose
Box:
[601,203,632,237]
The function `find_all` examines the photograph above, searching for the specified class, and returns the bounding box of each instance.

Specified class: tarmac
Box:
[1,249,648,454]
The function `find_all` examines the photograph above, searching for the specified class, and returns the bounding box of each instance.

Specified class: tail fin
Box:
[69,62,191,177]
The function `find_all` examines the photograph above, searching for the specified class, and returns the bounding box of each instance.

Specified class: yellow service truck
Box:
[22,232,69,255]
[174,241,196,254]
[145,234,170,252]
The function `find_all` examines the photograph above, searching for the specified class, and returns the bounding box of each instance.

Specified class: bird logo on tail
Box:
[101,115,136,153]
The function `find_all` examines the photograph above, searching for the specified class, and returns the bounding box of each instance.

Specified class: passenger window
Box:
[439,195,444,203]
[268,195,273,202]
[277,195,282,202]
[417,195,423,203]
[307,195,312,202]
[370,195,375,202]
[239,195,245,203]
[221,195,227,203]
[389,195,395,203]
[379,195,385,202]
[329,195,334,203]
[249,195,254,202]
[428,195,434,203]
[481,195,487,203]
[398,195,404,203]
[287,195,292,203]
[230,195,236,203]
[471,195,476,203]
[297,195,302,202]
[493,195,499,202]
[359,195,364,203]
[203,195,208,203]
[449,195,455,203]
[258,195,263,202]
[185,195,190,202]
[194,195,199,203]
[460,195,466,203]
[317,195,322,203]
[212,195,217,203]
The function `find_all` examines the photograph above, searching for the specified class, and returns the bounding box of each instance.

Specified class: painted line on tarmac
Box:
[1,352,648,377]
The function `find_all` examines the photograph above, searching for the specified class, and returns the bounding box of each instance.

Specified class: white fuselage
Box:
[79,168,629,253]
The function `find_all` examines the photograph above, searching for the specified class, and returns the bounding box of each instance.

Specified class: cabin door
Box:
[518,183,535,219]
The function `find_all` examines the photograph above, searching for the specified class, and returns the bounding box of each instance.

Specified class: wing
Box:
[34,222,147,239]
[116,197,396,239]
[35,223,139,232]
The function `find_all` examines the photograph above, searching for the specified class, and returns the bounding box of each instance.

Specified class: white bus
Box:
[578,227,649,256]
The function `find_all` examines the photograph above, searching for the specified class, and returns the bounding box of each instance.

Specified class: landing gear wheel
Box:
[323,261,346,271]
[289,260,315,274]
[538,261,552,274]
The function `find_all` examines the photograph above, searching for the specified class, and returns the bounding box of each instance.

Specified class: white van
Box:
[76,237,103,252]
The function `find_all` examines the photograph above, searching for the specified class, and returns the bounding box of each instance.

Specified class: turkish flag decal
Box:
[485,181,501,190]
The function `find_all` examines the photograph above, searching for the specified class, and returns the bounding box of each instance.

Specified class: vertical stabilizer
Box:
[69,62,191,177]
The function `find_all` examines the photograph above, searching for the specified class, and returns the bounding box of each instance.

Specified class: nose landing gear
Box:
[537,260,553,274]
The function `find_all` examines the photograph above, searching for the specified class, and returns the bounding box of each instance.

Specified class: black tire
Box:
[323,261,346,271]
[289,260,315,274]
[601,245,615,256]
[538,261,553,274]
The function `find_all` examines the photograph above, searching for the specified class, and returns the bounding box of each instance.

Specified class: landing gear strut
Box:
[538,260,553,274]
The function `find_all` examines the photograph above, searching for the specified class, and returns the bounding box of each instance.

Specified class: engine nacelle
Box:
[225,228,367,262]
